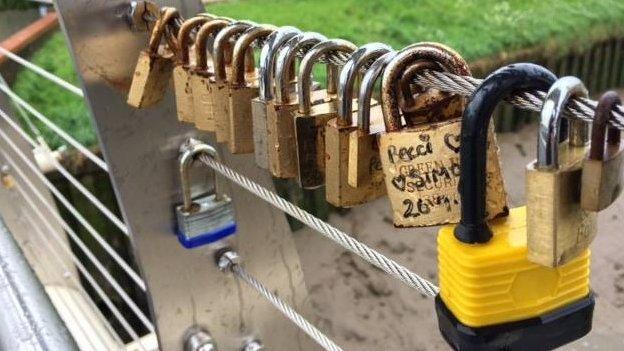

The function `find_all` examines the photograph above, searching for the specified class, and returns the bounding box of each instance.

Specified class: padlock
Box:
[190,18,231,131]
[127,7,180,108]
[252,26,301,169]
[175,139,236,249]
[377,43,508,227]
[173,16,210,123]
[295,39,357,189]
[212,22,256,143]
[347,51,397,189]
[581,91,624,211]
[436,63,594,351]
[325,43,391,207]
[267,32,327,178]
[526,76,597,267]
[227,25,276,154]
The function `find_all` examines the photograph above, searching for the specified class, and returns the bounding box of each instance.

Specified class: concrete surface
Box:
[295,123,624,350]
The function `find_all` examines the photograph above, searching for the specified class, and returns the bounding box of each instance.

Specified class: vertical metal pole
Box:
[53,1,316,350]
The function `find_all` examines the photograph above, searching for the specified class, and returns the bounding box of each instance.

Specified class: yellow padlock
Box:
[190,18,230,131]
[436,63,593,351]
[127,7,180,109]
[325,43,391,207]
[173,16,211,123]
[227,25,276,154]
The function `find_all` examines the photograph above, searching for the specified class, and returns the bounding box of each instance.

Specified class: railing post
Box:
[53,1,316,350]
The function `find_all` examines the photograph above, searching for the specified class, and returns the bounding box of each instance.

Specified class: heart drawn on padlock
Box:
[443,133,461,153]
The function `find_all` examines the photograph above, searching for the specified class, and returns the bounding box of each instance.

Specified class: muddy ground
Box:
[293,123,624,351]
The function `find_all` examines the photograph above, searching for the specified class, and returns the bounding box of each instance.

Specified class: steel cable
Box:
[199,155,439,297]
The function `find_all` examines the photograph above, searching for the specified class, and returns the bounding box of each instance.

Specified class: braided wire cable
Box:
[199,155,439,297]
[221,258,343,351]
[414,70,624,130]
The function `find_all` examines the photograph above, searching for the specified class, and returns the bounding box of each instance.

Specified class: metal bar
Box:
[15,184,148,350]
[0,125,145,291]
[53,1,316,350]
[0,84,108,172]
[0,46,84,97]
[0,107,129,235]
[0,216,79,351]
[0,141,154,333]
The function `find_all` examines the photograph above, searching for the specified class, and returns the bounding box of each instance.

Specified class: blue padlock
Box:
[175,139,236,249]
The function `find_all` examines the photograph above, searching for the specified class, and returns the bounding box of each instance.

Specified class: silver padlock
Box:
[175,139,236,249]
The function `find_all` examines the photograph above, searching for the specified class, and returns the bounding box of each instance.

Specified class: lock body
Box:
[191,72,217,131]
[347,104,385,188]
[295,97,337,188]
[267,101,299,178]
[175,193,237,249]
[228,79,259,154]
[526,144,597,267]
[581,145,624,210]
[213,81,232,143]
[252,97,270,168]
[326,110,386,207]
[173,64,196,123]
[378,120,508,227]
[128,51,174,108]
[437,207,593,350]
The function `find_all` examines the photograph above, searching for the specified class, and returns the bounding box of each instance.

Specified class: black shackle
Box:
[454,63,557,244]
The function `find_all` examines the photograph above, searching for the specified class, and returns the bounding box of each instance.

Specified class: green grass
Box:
[11,32,94,149]
[208,0,624,61]
[0,0,37,11]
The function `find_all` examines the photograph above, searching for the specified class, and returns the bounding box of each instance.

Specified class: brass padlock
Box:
[267,32,327,178]
[325,43,391,207]
[581,91,624,211]
[212,22,255,143]
[526,76,597,267]
[190,18,230,131]
[173,16,210,123]
[437,63,593,351]
[378,43,508,227]
[295,39,357,189]
[252,26,301,169]
[348,52,397,189]
[227,25,276,154]
[127,7,180,108]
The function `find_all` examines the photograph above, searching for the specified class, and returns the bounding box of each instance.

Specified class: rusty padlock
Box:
[267,32,327,178]
[189,18,231,131]
[173,16,211,123]
[212,22,255,143]
[378,43,508,227]
[252,27,301,169]
[581,91,624,211]
[325,43,391,207]
[227,25,276,154]
[127,7,180,108]
[295,39,357,189]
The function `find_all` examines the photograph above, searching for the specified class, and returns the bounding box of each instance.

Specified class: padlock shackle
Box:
[337,43,392,125]
[455,63,556,244]
[381,42,471,132]
[148,7,180,55]
[177,16,210,65]
[213,22,254,83]
[589,91,622,160]
[298,39,357,114]
[357,51,397,131]
[231,25,276,87]
[179,139,223,213]
[258,27,301,101]
[274,32,327,104]
[398,60,442,121]
[195,19,230,71]
[536,76,588,169]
